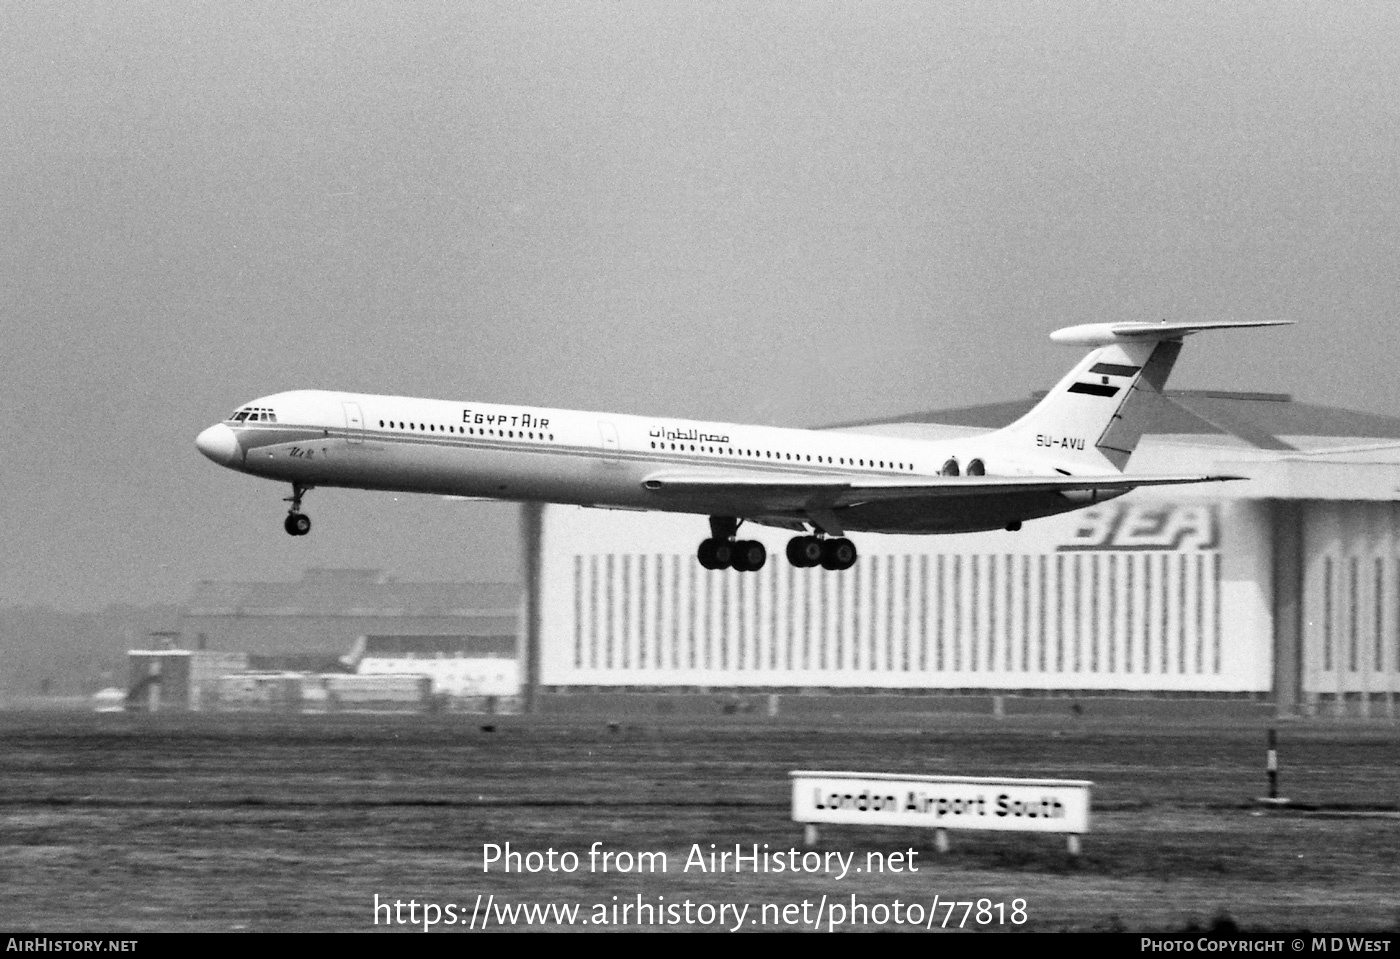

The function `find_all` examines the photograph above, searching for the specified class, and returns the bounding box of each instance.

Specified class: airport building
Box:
[135,569,525,709]
[178,568,520,663]
[525,390,1400,715]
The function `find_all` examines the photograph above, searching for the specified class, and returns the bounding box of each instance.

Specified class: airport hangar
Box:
[175,568,521,696]
[521,389,1400,717]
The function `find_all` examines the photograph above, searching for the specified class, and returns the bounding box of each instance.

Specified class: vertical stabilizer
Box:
[998,340,1179,472]
[996,320,1290,473]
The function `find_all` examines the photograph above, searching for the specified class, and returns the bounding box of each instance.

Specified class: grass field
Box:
[0,710,1397,932]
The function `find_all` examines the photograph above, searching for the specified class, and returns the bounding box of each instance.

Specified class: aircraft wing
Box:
[641,470,1243,510]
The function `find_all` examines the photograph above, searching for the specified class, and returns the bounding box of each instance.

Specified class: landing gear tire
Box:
[697,538,733,570]
[696,517,769,572]
[820,537,857,571]
[283,483,312,536]
[732,540,767,572]
[786,535,824,568]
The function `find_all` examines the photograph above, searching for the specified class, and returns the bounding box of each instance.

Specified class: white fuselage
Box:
[197,321,1286,556]
[197,389,1089,536]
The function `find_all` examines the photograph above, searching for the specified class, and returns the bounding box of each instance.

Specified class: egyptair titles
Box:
[650,426,731,444]
[462,409,550,429]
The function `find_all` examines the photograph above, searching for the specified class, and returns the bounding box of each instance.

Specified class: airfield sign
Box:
[791,771,1093,846]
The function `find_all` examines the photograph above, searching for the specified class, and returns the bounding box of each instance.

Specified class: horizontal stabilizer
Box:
[1051,319,1292,347]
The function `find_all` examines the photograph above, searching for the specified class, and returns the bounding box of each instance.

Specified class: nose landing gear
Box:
[283,483,312,536]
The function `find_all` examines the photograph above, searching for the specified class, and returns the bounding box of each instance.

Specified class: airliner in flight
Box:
[196,319,1287,571]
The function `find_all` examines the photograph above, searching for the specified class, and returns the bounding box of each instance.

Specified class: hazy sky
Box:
[4,1,1399,610]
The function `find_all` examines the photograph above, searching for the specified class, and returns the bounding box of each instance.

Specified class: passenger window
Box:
[968,458,986,476]
[942,458,960,476]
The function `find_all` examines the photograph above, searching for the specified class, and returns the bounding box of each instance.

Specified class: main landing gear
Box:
[697,516,767,571]
[283,483,312,537]
[695,517,859,571]
[785,534,857,571]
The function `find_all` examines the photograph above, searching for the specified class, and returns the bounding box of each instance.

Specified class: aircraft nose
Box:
[195,423,241,466]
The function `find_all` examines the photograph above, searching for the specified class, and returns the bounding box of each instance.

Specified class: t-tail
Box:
[996,320,1292,473]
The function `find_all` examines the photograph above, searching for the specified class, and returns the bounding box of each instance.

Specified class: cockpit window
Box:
[228,407,277,424]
